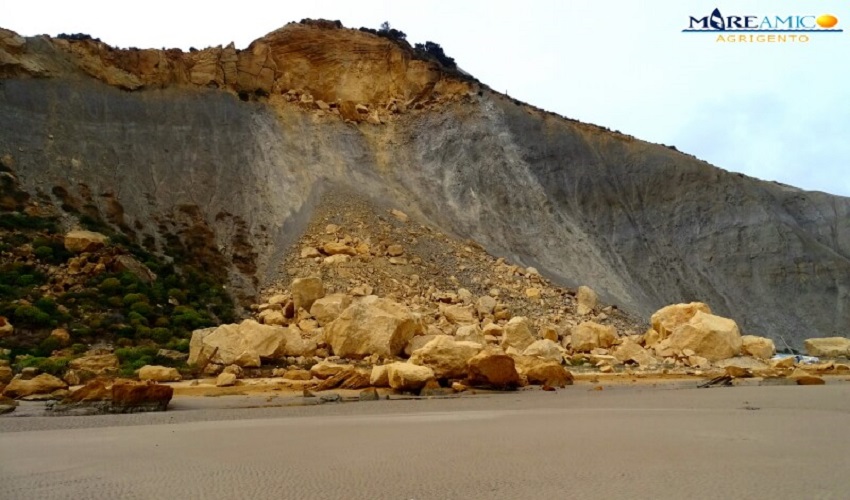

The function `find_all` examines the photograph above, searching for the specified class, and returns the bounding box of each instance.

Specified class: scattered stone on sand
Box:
[2,373,67,399]
[804,337,850,358]
[386,362,435,392]
[138,365,181,382]
[467,348,520,389]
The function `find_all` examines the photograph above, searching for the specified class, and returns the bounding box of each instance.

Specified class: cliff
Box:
[1,20,848,348]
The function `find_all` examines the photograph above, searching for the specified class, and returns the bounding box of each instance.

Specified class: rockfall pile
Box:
[1,18,849,376]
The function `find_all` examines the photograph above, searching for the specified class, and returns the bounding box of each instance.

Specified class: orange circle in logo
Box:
[816,14,839,28]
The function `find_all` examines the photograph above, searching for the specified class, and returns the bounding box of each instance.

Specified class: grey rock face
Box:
[1,78,847,348]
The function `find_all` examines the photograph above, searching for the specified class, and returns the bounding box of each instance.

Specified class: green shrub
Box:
[167,338,190,353]
[151,327,172,344]
[71,343,87,354]
[34,336,63,357]
[15,274,36,287]
[0,213,59,232]
[13,356,70,376]
[33,246,53,260]
[99,277,122,294]
[122,293,147,307]
[13,304,53,327]
[130,301,153,316]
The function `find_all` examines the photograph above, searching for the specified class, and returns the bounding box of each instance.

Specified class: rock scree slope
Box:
[1,20,848,348]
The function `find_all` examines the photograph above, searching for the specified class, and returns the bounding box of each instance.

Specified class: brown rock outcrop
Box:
[467,348,520,389]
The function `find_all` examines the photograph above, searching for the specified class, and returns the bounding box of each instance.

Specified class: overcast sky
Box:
[4,0,848,196]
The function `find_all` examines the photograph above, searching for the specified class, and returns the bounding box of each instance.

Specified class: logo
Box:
[684,8,842,43]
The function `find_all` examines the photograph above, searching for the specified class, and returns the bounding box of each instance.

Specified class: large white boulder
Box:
[667,311,742,361]
[324,296,422,359]
[409,335,483,379]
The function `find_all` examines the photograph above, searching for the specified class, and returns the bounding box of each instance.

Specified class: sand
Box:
[2,382,849,499]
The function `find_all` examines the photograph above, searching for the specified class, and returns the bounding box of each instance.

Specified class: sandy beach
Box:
[2,382,849,499]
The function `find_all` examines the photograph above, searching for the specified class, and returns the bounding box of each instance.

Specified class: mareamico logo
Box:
[683,8,841,43]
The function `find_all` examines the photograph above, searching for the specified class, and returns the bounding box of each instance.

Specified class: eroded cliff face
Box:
[1,21,848,346]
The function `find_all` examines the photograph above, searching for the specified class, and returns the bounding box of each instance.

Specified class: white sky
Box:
[3,0,848,196]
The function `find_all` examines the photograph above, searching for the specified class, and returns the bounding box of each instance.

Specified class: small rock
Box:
[215,372,237,387]
[576,286,598,315]
[301,247,321,259]
[138,365,181,382]
[391,209,409,222]
[359,387,380,401]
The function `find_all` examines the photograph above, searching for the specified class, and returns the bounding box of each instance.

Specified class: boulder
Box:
[68,354,119,375]
[409,335,483,379]
[64,230,108,253]
[522,339,564,362]
[612,340,658,367]
[322,242,357,256]
[441,304,476,325]
[2,373,67,398]
[741,335,776,360]
[111,380,173,412]
[112,255,157,284]
[804,337,850,358]
[642,328,662,347]
[291,277,325,311]
[282,369,312,381]
[476,296,497,316]
[524,360,573,387]
[386,244,404,256]
[650,302,712,340]
[49,328,71,345]
[189,320,314,368]
[315,368,371,390]
[187,327,217,366]
[571,322,617,352]
[63,378,112,403]
[324,296,422,359]
[370,364,390,387]
[258,308,286,326]
[310,361,349,380]
[576,285,598,315]
[310,294,352,326]
[500,317,535,352]
[770,356,796,369]
[386,362,435,392]
[216,372,237,387]
[138,365,181,382]
[467,348,520,389]
[0,395,18,414]
[455,324,485,344]
[357,387,379,401]
[404,334,438,357]
[323,254,350,265]
[667,311,742,361]
[539,325,559,342]
[796,375,826,386]
[0,316,12,338]
[0,365,12,384]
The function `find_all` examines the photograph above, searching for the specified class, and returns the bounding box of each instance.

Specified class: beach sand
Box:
[2,381,849,499]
